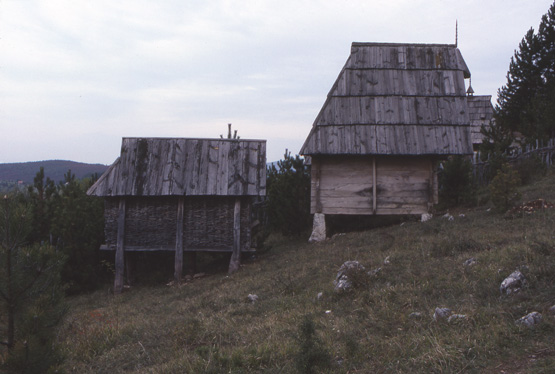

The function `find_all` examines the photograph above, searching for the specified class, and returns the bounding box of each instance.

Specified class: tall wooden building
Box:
[88,137,266,293]
[300,42,473,235]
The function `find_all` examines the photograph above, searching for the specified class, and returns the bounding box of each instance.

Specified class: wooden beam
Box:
[372,157,377,214]
[114,198,126,294]
[174,197,184,283]
[228,198,241,274]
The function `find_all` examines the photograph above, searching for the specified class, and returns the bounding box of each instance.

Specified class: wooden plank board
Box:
[174,197,184,282]
[228,198,241,273]
[114,198,126,294]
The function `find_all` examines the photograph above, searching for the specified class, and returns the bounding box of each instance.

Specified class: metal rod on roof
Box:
[455,20,458,47]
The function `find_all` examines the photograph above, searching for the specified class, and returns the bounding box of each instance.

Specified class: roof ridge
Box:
[352,42,457,48]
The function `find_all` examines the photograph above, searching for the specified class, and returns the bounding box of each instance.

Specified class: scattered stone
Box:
[333,261,366,292]
[458,213,466,218]
[316,292,323,300]
[506,199,554,218]
[409,312,423,319]
[442,213,453,220]
[247,294,259,303]
[463,257,477,267]
[433,307,452,321]
[549,305,555,315]
[367,267,382,277]
[500,270,527,295]
[184,274,193,281]
[421,213,433,222]
[515,312,543,328]
[193,272,206,279]
[325,310,332,314]
[447,314,468,323]
[308,213,326,243]
[383,256,391,265]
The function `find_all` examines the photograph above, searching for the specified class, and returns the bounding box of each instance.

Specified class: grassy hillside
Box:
[56,172,555,373]
[0,160,109,185]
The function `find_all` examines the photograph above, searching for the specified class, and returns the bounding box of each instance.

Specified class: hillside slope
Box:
[57,171,555,373]
[0,160,109,184]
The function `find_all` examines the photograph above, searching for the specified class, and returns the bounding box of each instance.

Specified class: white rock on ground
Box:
[515,312,542,328]
[447,314,468,323]
[421,213,433,222]
[500,270,527,295]
[463,257,477,267]
[433,307,452,321]
[333,261,366,292]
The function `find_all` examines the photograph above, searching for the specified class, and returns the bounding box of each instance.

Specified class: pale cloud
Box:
[1,0,554,164]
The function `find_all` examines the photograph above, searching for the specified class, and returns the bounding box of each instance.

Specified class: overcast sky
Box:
[1,0,553,165]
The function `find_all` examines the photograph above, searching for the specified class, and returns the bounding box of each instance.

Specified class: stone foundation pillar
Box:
[308,213,326,243]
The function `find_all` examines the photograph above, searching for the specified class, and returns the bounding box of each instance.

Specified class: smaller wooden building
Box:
[87,137,266,293]
[467,95,494,151]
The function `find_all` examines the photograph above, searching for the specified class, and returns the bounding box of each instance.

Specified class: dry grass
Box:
[57,171,555,373]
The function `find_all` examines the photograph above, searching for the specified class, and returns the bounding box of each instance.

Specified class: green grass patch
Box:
[55,171,555,373]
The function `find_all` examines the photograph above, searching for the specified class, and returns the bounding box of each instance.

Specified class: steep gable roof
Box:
[300,42,473,155]
[87,137,266,197]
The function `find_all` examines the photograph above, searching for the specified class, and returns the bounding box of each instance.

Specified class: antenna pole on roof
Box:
[455,20,458,47]
[227,123,232,139]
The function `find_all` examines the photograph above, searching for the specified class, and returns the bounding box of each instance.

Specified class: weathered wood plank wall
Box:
[311,156,434,215]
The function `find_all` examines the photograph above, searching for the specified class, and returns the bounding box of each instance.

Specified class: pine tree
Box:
[266,151,311,236]
[50,170,104,294]
[0,195,66,373]
[495,28,542,134]
[27,167,56,244]
[533,1,555,138]
[496,1,555,140]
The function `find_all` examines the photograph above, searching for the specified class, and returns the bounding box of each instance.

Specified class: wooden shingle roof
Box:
[467,95,494,146]
[300,42,474,156]
[87,137,266,197]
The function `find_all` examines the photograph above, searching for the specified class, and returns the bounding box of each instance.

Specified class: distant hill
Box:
[0,160,109,185]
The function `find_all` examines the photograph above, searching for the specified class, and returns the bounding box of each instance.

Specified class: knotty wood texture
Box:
[311,156,434,215]
[88,138,266,197]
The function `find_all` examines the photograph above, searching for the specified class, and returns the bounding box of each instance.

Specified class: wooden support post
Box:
[372,157,377,214]
[114,198,126,294]
[228,198,241,274]
[174,197,184,283]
